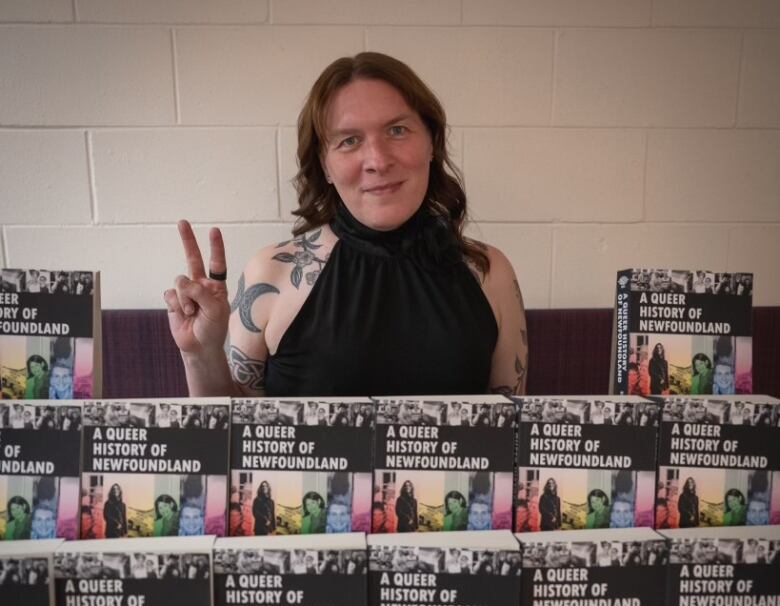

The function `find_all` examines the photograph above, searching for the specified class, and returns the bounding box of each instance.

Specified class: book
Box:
[611,269,753,396]
[371,395,516,533]
[0,401,82,540]
[368,530,521,606]
[656,395,780,529]
[80,398,231,539]
[54,535,214,606]
[659,526,780,606]
[517,528,669,606]
[214,532,367,606]
[229,397,374,536]
[514,396,659,532]
[0,538,63,606]
[1,268,101,400]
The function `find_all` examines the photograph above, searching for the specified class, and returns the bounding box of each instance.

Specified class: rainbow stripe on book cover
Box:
[229,397,374,536]
[214,532,366,606]
[0,538,63,606]
[659,526,780,606]
[54,536,214,606]
[0,401,82,541]
[518,527,668,606]
[514,396,659,532]
[368,530,521,606]
[655,395,780,529]
[80,398,230,539]
[371,395,516,534]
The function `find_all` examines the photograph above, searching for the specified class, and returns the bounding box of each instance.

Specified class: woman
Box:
[24,355,49,400]
[395,480,418,532]
[690,353,713,395]
[4,496,32,540]
[539,478,562,531]
[585,489,611,529]
[678,477,700,528]
[300,491,326,534]
[153,494,179,537]
[165,52,527,399]
[252,481,275,535]
[649,344,669,395]
[103,483,127,538]
[723,488,746,526]
[443,490,467,531]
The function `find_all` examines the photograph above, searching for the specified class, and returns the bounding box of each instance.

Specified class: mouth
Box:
[363,181,403,195]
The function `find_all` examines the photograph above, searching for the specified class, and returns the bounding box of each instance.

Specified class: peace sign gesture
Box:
[164,220,231,356]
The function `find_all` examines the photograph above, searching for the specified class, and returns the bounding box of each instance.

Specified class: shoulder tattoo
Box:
[273,229,329,289]
[230,273,279,333]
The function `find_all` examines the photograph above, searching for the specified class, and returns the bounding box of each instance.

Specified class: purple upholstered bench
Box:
[102,308,780,399]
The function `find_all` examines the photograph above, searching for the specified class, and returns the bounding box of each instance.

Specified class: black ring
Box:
[208,270,227,281]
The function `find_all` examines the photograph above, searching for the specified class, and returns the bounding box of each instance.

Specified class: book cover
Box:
[80,398,230,539]
[660,526,780,606]
[0,538,63,606]
[368,530,521,606]
[0,401,82,540]
[214,532,367,606]
[611,269,753,397]
[656,395,780,529]
[371,395,516,533]
[518,528,668,606]
[514,396,659,532]
[54,535,214,606]
[229,397,373,536]
[1,268,101,400]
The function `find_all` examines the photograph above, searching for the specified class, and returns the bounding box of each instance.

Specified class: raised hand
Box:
[164,220,231,356]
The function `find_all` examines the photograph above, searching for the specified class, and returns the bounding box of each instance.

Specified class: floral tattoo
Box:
[274,229,328,289]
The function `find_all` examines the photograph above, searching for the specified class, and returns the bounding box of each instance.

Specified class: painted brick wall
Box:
[1,0,778,309]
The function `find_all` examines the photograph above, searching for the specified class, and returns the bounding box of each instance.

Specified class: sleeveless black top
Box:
[264,203,498,397]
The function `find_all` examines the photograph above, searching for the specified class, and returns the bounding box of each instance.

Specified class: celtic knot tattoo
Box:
[229,345,266,392]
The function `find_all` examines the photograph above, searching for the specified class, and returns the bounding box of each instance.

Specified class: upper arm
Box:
[478,245,529,397]
[227,249,283,397]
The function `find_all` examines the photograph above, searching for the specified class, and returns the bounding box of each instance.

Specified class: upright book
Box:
[214,532,367,606]
[656,395,780,529]
[54,535,214,606]
[0,538,63,606]
[229,397,373,536]
[372,395,516,533]
[518,528,669,606]
[0,268,101,400]
[514,396,659,532]
[80,398,230,539]
[0,401,82,540]
[660,526,780,606]
[611,269,753,396]
[368,530,521,606]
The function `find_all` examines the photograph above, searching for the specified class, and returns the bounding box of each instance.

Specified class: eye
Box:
[338,135,359,148]
[389,125,407,136]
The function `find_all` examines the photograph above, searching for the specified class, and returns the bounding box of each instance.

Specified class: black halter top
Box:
[264,203,498,397]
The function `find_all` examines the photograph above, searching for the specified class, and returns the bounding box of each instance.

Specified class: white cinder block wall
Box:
[1,0,779,310]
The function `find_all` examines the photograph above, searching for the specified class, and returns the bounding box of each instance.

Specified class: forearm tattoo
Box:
[229,345,266,392]
[491,353,527,397]
[231,273,279,333]
[273,229,328,289]
[513,279,528,347]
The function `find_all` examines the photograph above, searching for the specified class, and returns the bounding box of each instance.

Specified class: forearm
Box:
[181,347,239,397]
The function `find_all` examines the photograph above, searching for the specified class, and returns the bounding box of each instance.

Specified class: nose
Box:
[362,135,393,173]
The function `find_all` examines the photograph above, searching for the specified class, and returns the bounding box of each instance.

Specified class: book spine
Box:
[614,269,633,395]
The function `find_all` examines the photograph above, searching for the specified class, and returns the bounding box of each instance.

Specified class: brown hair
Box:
[292,52,489,274]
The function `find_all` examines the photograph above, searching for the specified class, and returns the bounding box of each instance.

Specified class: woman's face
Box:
[727,494,741,511]
[158,500,172,517]
[655,344,664,355]
[686,478,695,491]
[321,78,433,232]
[447,497,463,515]
[10,502,25,520]
[30,360,44,377]
[305,497,321,516]
[694,358,708,373]
[590,494,605,511]
[111,485,121,498]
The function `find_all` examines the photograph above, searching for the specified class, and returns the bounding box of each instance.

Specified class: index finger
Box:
[208,227,227,278]
[178,220,206,280]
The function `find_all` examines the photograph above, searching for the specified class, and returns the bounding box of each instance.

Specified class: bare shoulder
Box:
[464,238,516,289]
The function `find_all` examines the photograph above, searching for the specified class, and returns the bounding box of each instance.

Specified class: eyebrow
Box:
[327,113,416,138]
